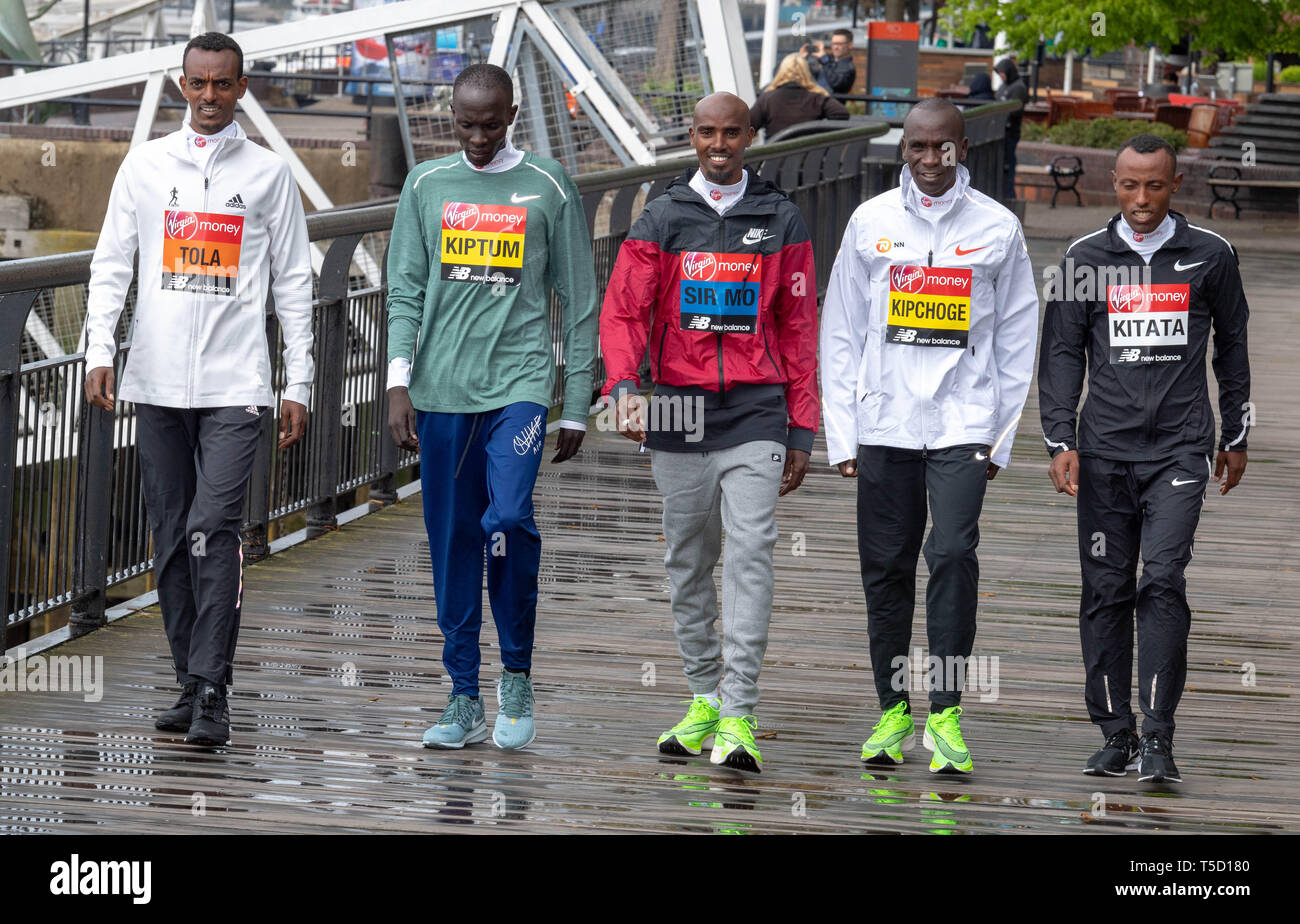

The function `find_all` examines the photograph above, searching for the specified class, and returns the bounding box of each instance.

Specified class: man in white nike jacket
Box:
[819,99,1038,773]
[83,33,314,747]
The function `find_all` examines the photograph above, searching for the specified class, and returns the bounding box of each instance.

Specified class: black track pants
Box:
[1076,452,1208,739]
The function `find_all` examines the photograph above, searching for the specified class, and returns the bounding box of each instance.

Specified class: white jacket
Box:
[819,165,1038,469]
[85,121,314,408]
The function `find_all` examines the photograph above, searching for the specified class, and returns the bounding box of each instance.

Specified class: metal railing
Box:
[0,108,1008,649]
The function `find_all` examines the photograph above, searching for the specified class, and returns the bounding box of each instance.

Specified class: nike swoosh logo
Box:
[1173,260,1205,271]
[1171,478,1200,486]
[954,245,987,256]
[511,193,541,203]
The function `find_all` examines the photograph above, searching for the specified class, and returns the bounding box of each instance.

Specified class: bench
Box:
[1207,165,1300,218]
[1016,155,1084,207]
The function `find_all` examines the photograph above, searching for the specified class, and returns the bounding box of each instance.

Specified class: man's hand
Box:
[1049,449,1080,497]
[278,399,307,449]
[85,366,115,411]
[836,459,858,478]
[780,449,810,497]
[986,461,1001,481]
[387,386,419,451]
[552,427,584,464]
[1214,449,1247,495]
[615,392,646,444]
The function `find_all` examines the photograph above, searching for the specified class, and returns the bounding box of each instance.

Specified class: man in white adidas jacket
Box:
[819,99,1038,773]
[83,32,314,747]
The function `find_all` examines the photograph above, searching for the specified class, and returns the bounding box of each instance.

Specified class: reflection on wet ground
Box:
[2,246,1297,833]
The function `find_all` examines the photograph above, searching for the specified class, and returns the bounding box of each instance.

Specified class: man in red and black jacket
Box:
[600,92,819,772]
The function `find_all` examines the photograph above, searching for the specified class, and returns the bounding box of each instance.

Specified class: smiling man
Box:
[820,98,1038,773]
[600,92,819,772]
[84,32,314,747]
[385,64,597,751]
[1038,134,1251,784]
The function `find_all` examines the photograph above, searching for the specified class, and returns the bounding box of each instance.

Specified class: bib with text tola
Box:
[162,210,243,296]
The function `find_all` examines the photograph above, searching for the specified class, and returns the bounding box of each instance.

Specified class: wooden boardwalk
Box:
[2,243,1298,834]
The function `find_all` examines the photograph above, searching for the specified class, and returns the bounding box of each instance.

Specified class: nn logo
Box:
[50,854,151,904]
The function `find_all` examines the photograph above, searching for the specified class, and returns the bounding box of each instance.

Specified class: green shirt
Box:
[385,151,598,421]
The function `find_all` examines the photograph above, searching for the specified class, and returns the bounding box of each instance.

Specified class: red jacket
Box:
[600,169,820,446]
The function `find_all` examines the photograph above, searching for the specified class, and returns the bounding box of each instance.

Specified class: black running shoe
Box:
[1137,732,1182,783]
[155,681,198,731]
[185,683,230,747]
[1083,728,1140,776]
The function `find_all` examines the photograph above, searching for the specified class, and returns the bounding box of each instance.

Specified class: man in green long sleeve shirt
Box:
[385,63,598,750]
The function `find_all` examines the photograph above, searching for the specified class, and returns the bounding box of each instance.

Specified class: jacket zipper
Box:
[761,321,781,375]
[715,212,726,396]
[657,320,669,377]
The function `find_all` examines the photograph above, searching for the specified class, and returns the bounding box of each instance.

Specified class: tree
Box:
[944,0,1300,60]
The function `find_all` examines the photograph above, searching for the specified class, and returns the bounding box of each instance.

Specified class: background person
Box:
[994,58,1028,201]
[803,28,857,96]
[750,53,849,138]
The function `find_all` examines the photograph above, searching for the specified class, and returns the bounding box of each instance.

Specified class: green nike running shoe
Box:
[709,715,762,773]
[923,706,973,774]
[657,696,720,755]
[861,701,916,764]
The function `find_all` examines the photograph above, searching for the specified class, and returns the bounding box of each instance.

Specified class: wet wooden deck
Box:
[2,245,1298,834]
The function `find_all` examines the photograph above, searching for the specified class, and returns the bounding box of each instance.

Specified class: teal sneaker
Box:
[423,694,488,749]
[709,715,763,772]
[861,701,916,765]
[493,669,536,750]
[658,696,721,755]
[923,706,974,774]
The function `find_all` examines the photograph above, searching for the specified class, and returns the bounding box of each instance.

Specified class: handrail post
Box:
[69,367,114,637]
[0,290,37,649]
[306,233,363,539]
[369,239,398,506]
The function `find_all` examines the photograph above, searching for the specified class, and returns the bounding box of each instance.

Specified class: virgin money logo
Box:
[682,252,718,281]
[443,202,480,231]
[165,211,198,240]
[1110,286,1145,312]
[890,265,926,293]
[921,196,933,208]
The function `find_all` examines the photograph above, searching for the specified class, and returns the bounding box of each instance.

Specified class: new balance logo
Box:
[224,193,246,210]
[1117,348,1142,362]
[687,316,711,330]
[448,266,471,280]
[892,328,917,343]
[169,275,189,290]
[742,228,774,245]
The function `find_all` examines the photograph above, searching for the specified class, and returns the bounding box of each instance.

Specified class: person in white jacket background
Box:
[819,99,1038,774]
[83,32,314,748]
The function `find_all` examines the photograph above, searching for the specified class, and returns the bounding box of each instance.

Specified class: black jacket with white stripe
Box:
[1038,209,1251,461]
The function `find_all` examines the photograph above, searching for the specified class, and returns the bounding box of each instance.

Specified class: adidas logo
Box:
[224,193,246,210]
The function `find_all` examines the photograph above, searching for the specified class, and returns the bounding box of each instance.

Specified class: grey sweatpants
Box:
[135,403,265,687]
[650,440,785,716]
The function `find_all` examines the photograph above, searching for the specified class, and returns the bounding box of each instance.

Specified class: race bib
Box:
[679,251,761,334]
[1107,284,1189,364]
[161,210,243,296]
[440,201,526,286]
[887,265,971,348]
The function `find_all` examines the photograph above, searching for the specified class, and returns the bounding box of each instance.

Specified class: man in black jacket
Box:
[1038,134,1250,784]
[804,29,856,95]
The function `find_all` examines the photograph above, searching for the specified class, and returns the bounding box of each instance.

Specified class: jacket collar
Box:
[1102,209,1190,253]
[899,163,971,219]
[666,166,791,217]
[167,116,247,160]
